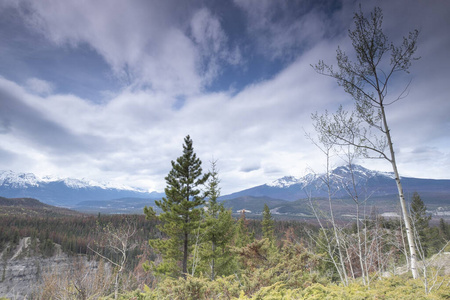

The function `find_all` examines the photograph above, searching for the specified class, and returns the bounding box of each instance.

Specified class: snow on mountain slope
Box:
[0,170,143,192]
[331,164,395,180]
[0,170,162,207]
[221,164,450,203]
[266,165,393,190]
[268,176,300,188]
[0,170,40,188]
[268,173,319,189]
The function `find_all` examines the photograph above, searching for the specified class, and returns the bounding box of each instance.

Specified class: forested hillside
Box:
[2,208,449,299]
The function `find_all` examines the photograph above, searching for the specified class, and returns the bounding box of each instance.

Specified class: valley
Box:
[1,165,449,221]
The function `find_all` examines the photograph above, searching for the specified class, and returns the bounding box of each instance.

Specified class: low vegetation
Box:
[2,205,449,299]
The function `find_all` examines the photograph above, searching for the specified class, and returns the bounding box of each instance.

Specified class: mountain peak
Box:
[0,170,40,188]
[265,165,395,190]
[221,164,450,204]
[267,176,300,188]
[0,170,159,207]
[0,170,144,192]
[332,164,395,180]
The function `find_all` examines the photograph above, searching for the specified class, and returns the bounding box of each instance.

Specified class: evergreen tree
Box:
[439,218,450,241]
[205,160,221,217]
[262,203,275,242]
[200,160,236,279]
[144,135,209,278]
[410,192,430,236]
[410,192,432,257]
[234,211,251,248]
[411,192,431,230]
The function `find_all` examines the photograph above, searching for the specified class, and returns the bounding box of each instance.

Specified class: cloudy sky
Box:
[0,0,449,194]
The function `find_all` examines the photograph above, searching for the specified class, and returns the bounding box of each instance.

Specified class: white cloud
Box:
[0,0,449,196]
[25,78,54,95]
[15,0,241,97]
[190,8,242,84]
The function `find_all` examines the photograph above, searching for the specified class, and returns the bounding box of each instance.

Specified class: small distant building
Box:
[237,209,252,214]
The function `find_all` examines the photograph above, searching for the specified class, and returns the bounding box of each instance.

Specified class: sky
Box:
[0,0,449,195]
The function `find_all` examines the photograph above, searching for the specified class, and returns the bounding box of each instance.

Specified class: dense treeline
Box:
[1,202,450,299]
[0,214,157,265]
[0,212,317,267]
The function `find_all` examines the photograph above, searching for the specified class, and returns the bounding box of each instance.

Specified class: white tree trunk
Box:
[382,105,418,279]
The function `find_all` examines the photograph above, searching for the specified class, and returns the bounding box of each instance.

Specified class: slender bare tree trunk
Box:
[381,105,418,279]
[355,200,367,285]
[345,159,367,285]
[398,205,410,271]
[114,266,122,300]
[363,210,371,284]
[324,155,349,285]
[308,199,346,284]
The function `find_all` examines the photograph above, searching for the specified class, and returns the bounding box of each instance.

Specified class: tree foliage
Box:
[410,192,431,234]
[262,204,275,242]
[144,135,209,278]
[199,160,236,280]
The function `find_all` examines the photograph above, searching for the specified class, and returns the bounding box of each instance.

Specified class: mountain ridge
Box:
[1,166,449,218]
[219,165,450,220]
[0,196,85,217]
[0,170,146,192]
[0,170,163,207]
[221,164,449,202]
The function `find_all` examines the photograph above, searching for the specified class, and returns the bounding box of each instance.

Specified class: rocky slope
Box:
[0,237,108,299]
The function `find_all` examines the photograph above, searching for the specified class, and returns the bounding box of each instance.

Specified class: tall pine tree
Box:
[144,135,209,278]
[262,203,275,242]
[410,192,432,257]
[200,160,236,279]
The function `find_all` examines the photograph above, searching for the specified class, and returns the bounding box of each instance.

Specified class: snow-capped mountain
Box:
[0,170,163,207]
[267,176,300,188]
[265,165,394,191]
[267,173,320,189]
[219,165,450,219]
[0,170,40,189]
[3,166,448,215]
[221,164,450,202]
[0,170,144,192]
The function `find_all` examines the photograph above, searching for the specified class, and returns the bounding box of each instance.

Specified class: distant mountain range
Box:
[220,165,450,220]
[0,170,163,208]
[222,164,450,201]
[1,166,449,219]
